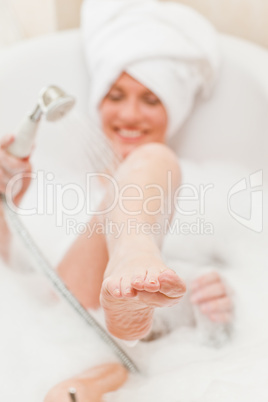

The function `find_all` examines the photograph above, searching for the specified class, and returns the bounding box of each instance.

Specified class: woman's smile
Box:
[99,72,168,158]
[116,128,144,139]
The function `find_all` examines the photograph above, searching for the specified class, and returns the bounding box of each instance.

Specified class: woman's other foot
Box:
[44,363,128,402]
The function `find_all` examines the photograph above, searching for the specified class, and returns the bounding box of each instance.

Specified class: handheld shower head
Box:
[38,85,76,122]
[30,85,76,122]
[8,85,76,158]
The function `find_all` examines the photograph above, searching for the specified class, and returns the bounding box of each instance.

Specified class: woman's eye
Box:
[143,96,160,105]
[107,92,124,101]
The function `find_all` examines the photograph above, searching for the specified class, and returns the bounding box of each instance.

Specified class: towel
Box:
[81,0,220,138]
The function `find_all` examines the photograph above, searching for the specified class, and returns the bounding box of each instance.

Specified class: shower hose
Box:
[1,194,140,374]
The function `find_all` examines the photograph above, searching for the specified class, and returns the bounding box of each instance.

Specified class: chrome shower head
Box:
[7,85,76,158]
[30,85,76,122]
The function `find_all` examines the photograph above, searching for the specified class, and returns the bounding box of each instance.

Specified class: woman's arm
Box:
[0,133,107,306]
[0,134,32,262]
[0,200,11,263]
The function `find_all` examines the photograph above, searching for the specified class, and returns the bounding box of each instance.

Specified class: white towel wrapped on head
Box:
[81,0,220,139]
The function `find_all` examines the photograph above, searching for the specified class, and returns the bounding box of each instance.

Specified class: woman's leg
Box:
[100,143,186,341]
[44,363,128,402]
[48,143,185,400]
[57,216,108,309]
[58,143,186,330]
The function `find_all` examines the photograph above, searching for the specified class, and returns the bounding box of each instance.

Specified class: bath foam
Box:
[1,160,268,401]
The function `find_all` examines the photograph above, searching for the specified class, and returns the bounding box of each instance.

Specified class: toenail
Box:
[133,278,142,284]
[149,278,157,284]
[125,288,132,295]
[113,289,120,296]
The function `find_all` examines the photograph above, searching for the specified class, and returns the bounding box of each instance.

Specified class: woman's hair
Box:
[81,0,220,138]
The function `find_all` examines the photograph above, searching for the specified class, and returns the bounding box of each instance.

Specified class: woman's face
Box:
[99,72,168,158]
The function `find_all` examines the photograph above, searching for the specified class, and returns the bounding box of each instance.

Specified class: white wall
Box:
[0,0,56,47]
[0,0,267,48]
[164,0,268,48]
[10,0,56,38]
[55,0,83,30]
[0,0,21,46]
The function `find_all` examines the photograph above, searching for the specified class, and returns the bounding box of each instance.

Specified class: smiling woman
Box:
[43,0,228,399]
[37,0,231,397]
[0,0,244,400]
[99,73,168,158]
[1,0,268,396]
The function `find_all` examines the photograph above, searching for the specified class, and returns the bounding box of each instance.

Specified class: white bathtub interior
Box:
[0,30,268,401]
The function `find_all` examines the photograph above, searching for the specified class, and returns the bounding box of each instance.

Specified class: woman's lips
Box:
[115,128,145,140]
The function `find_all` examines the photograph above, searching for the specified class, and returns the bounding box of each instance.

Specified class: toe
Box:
[137,290,180,308]
[159,269,186,298]
[143,270,160,292]
[102,277,122,298]
[120,276,136,297]
[131,271,147,291]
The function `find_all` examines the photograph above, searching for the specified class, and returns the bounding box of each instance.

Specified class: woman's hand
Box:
[190,271,233,323]
[0,134,32,206]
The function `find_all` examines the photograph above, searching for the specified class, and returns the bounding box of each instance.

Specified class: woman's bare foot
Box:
[100,247,186,340]
[44,363,128,402]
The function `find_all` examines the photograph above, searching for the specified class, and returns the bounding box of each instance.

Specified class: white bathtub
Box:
[0,30,268,171]
[0,30,268,402]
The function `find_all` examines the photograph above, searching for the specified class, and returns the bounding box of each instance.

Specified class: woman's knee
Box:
[123,143,180,174]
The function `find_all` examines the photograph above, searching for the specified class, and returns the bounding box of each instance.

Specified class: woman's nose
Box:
[118,99,141,124]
